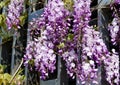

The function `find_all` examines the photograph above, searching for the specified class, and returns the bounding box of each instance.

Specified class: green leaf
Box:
[19,14,27,26]
[0,64,7,74]
[0,14,4,26]
[20,75,26,80]
[58,42,65,49]
[28,59,34,66]
[0,1,5,9]
[63,0,74,11]
[0,14,6,28]
[0,14,12,41]
[3,73,11,81]
[2,79,9,85]
[0,64,25,85]
[4,0,10,6]
[0,74,3,78]
[93,25,98,31]
[0,66,4,74]
[0,79,3,85]
[67,33,74,41]
[15,75,25,82]
[0,0,10,9]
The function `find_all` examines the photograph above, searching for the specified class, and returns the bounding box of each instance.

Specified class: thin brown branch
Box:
[9,58,23,84]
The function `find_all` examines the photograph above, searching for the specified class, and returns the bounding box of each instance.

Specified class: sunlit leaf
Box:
[19,14,27,26]
[3,73,11,81]
[58,42,65,49]
[67,33,74,41]
[63,0,74,11]
[0,0,10,9]
[0,1,5,9]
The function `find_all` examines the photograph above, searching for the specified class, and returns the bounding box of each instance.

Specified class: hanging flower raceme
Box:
[61,50,78,78]
[77,60,98,85]
[108,18,120,45]
[61,1,92,79]
[43,0,70,52]
[109,0,120,46]
[104,49,119,85]
[34,36,56,79]
[24,41,36,70]
[106,3,120,85]
[82,27,109,65]
[72,0,91,48]
[6,0,24,29]
[24,31,56,79]
[75,26,106,84]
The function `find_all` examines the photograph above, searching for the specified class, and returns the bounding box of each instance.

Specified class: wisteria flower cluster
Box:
[24,0,119,84]
[24,32,56,79]
[106,2,120,84]
[6,0,24,29]
[104,49,119,85]
[108,1,120,47]
[114,0,120,4]
[108,17,120,45]
[82,27,108,65]
[73,0,91,49]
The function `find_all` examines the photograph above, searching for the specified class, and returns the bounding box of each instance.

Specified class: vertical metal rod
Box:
[11,32,17,75]
[25,0,32,84]
[25,28,31,85]
[57,56,61,85]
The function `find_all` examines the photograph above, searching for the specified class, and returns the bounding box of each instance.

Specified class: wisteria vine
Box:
[5,0,119,84]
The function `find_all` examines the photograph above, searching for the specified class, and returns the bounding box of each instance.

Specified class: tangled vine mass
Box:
[6,0,120,85]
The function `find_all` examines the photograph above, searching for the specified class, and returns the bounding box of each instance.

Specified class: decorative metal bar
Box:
[24,0,32,84]
[57,56,61,85]
[11,32,17,75]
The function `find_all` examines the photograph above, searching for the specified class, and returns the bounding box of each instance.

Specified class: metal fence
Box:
[0,0,113,85]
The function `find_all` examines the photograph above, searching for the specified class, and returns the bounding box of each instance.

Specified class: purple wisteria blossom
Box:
[62,50,78,78]
[104,49,119,85]
[6,0,24,29]
[114,0,120,4]
[44,0,69,22]
[24,0,119,84]
[108,18,120,45]
[43,0,70,54]
[73,0,91,48]
[78,61,98,84]
[82,26,109,65]
[24,32,56,79]
[24,41,36,70]
[76,26,107,84]
[34,36,56,79]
